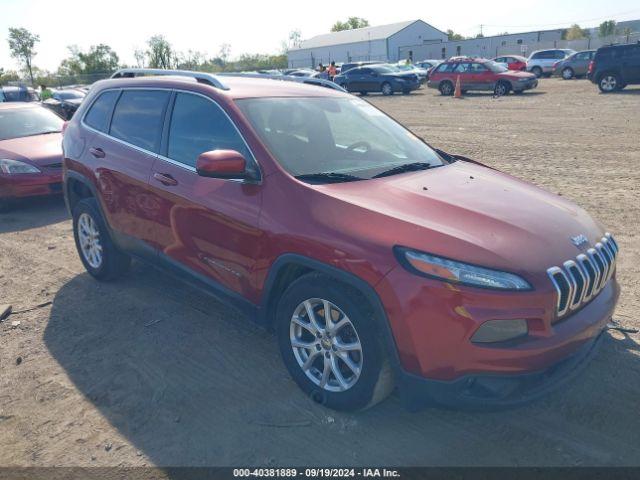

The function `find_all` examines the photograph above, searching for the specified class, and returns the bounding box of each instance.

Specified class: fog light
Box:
[471,319,528,343]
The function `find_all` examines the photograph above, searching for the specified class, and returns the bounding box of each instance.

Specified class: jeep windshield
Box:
[236,96,445,183]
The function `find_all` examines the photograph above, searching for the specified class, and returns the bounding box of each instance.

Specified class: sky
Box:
[1,0,640,72]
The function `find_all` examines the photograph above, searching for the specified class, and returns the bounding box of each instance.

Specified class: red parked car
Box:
[493,55,528,71]
[0,103,64,211]
[428,58,538,96]
[62,69,619,411]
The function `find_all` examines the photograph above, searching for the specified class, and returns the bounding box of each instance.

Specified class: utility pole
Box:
[480,24,483,37]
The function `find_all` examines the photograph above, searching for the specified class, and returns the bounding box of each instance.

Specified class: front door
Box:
[147,91,263,299]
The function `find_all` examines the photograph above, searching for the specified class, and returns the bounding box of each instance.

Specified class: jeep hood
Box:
[315,161,605,276]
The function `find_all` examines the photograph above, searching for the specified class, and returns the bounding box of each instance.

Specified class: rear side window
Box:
[167,92,251,167]
[84,90,119,132]
[436,63,454,73]
[110,90,169,152]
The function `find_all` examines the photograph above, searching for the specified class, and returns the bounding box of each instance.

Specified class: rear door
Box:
[83,88,170,254]
[147,91,263,298]
[620,45,640,83]
[452,62,472,88]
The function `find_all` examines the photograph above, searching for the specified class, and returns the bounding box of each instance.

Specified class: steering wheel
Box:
[347,141,372,152]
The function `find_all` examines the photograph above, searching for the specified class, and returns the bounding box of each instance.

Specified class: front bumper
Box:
[0,172,62,200]
[397,328,606,410]
[513,78,538,91]
[375,266,619,409]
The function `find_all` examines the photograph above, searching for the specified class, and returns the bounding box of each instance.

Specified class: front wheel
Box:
[381,82,393,96]
[494,81,510,96]
[439,81,454,96]
[72,198,131,281]
[598,73,621,93]
[276,273,393,411]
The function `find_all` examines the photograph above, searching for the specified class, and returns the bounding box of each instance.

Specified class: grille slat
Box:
[547,233,618,321]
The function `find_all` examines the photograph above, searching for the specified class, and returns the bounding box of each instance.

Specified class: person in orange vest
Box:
[327,61,337,80]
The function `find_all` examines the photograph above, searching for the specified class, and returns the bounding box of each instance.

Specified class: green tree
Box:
[0,68,20,84]
[59,44,119,76]
[7,27,40,86]
[446,29,466,41]
[598,20,617,38]
[331,17,369,32]
[147,35,175,69]
[563,24,587,40]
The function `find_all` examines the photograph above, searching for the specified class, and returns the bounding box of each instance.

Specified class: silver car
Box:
[527,49,576,77]
[553,50,596,79]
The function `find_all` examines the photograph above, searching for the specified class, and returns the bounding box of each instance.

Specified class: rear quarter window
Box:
[84,90,119,133]
[109,90,170,152]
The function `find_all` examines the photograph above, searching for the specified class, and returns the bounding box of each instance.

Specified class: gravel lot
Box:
[1,79,639,468]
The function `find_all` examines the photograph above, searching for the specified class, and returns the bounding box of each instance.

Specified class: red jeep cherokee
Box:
[428,58,538,96]
[62,69,619,411]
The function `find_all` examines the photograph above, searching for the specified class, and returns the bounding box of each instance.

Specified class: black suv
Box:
[590,43,640,92]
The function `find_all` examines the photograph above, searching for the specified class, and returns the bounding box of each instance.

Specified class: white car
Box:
[527,49,576,77]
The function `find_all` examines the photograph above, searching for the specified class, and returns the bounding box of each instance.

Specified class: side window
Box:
[84,90,119,133]
[110,90,169,152]
[436,63,451,73]
[167,92,251,168]
[469,63,488,73]
[453,63,470,73]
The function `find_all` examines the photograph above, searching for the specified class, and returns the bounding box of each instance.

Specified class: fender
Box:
[260,253,403,373]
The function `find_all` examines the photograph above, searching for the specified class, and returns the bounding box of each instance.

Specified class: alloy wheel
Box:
[382,83,392,95]
[600,75,617,92]
[289,298,363,392]
[77,213,103,269]
[562,68,573,80]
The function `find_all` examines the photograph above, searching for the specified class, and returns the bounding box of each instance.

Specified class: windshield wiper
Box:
[295,172,364,184]
[372,162,439,179]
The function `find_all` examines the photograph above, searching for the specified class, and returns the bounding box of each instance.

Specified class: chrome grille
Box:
[547,233,618,320]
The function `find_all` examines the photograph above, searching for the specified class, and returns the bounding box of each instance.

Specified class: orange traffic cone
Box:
[454,75,463,98]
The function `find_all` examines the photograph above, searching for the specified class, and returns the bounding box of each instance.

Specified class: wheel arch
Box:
[65,171,97,215]
[260,253,402,371]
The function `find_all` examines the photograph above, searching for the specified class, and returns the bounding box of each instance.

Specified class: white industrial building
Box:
[287,20,448,69]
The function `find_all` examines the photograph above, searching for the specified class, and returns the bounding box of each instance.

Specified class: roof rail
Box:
[217,72,346,92]
[110,68,229,90]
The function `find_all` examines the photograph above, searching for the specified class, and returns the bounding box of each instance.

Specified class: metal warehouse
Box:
[287,20,448,68]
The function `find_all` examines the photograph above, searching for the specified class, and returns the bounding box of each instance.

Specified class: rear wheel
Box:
[531,66,543,78]
[276,273,394,411]
[381,82,393,96]
[598,73,621,93]
[439,81,454,96]
[72,198,131,281]
[562,67,574,80]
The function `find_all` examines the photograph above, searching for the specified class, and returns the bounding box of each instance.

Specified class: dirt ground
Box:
[1,79,639,468]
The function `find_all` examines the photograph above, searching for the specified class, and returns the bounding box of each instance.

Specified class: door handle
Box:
[89,147,105,158]
[153,172,178,186]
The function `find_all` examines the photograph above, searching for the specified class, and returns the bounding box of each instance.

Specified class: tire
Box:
[494,81,510,96]
[531,66,543,78]
[381,82,393,96]
[72,197,131,281]
[598,73,621,93]
[562,67,574,80]
[275,272,394,411]
[439,81,454,96]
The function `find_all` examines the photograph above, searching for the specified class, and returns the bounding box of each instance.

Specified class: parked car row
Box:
[0,84,86,120]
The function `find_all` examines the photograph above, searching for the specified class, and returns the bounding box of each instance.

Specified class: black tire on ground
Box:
[598,73,622,93]
[531,67,543,78]
[494,81,510,96]
[381,82,393,96]
[439,81,454,96]
[461,89,468,94]
[359,91,368,96]
[275,272,394,411]
[562,67,574,80]
[72,197,131,281]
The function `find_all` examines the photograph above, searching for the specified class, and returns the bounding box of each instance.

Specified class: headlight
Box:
[394,247,532,290]
[0,159,41,175]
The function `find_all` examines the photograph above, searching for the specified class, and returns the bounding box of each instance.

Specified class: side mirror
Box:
[196,149,247,179]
